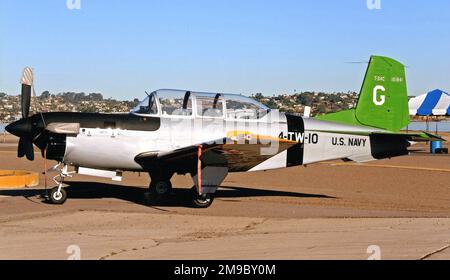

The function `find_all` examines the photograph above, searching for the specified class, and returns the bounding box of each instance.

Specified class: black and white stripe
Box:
[285,114,304,167]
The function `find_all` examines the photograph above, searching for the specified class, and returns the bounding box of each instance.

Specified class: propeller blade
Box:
[21,84,31,118]
[18,137,26,158]
[20,67,33,118]
[18,137,34,161]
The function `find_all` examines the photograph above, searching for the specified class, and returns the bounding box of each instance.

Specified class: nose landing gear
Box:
[48,187,67,204]
[46,164,74,205]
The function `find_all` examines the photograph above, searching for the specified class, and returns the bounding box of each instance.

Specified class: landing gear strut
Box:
[188,146,227,208]
[47,164,74,205]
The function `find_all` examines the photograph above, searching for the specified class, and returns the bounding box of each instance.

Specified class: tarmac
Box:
[0,134,449,260]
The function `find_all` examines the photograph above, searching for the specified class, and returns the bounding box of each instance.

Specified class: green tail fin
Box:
[316,56,410,132]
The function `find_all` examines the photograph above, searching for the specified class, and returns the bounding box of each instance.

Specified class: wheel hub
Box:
[155,182,170,195]
[52,191,63,201]
[197,195,211,203]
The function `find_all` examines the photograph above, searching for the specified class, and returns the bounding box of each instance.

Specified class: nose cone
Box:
[5,119,32,137]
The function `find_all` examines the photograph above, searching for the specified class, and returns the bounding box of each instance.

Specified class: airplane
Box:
[5,55,443,208]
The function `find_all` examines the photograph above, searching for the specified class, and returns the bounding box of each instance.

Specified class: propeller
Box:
[6,67,35,160]
[18,68,34,160]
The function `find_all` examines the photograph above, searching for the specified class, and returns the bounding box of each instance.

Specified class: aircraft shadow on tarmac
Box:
[0,182,336,208]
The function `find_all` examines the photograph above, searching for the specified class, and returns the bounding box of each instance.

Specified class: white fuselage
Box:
[63,111,382,173]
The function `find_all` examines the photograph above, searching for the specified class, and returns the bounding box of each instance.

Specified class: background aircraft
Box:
[6,56,442,208]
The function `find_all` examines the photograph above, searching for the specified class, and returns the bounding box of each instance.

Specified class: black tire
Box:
[150,180,173,198]
[48,187,67,205]
[191,186,215,208]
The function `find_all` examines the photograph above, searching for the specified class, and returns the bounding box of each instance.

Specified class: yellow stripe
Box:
[226,130,297,144]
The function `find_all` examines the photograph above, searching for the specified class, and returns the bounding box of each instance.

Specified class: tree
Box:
[253,93,264,101]
[74,92,86,101]
[88,93,103,101]
[40,91,51,99]
[317,104,328,114]
[263,99,278,109]
[297,93,313,106]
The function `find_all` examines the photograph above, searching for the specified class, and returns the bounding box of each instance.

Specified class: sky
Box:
[1,0,450,100]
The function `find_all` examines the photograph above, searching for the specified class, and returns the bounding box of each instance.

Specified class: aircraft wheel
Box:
[150,180,173,198]
[48,187,67,205]
[191,187,215,208]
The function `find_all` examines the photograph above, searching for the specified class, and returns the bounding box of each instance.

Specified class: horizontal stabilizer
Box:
[309,129,446,142]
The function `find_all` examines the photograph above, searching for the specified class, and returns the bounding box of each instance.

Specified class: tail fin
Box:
[316,56,410,132]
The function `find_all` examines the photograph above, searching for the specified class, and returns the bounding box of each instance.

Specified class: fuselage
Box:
[18,110,389,173]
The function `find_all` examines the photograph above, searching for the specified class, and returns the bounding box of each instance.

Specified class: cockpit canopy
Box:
[132,89,270,120]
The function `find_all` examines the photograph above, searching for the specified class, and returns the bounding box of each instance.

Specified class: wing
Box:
[135,132,299,172]
[134,138,226,169]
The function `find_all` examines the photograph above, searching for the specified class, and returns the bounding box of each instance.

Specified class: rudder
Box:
[355,56,410,132]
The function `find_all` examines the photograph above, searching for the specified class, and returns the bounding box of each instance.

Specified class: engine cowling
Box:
[45,133,67,162]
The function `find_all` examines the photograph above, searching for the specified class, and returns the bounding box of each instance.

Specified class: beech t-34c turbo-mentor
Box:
[6,56,443,208]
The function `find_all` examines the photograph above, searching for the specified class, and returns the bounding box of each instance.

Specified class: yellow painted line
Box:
[321,162,450,173]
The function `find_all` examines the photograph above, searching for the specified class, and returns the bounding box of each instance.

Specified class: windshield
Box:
[132,92,158,115]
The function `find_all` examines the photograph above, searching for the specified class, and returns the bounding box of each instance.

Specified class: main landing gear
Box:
[147,168,221,208]
[46,164,74,205]
[149,180,173,199]
[191,186,215,208]
[145,146,228,208]
[147,179,216,208]
[147,176,214,208]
